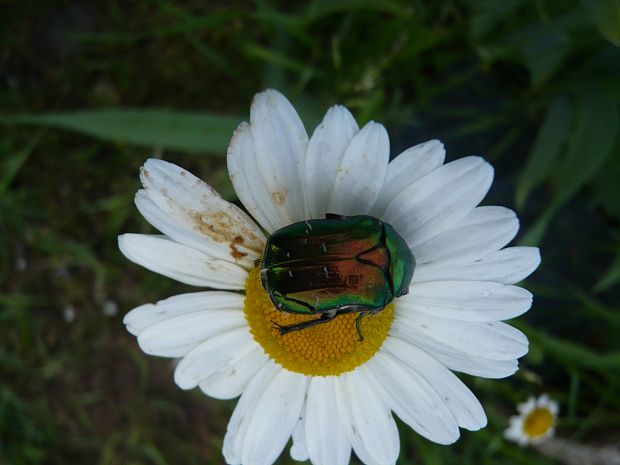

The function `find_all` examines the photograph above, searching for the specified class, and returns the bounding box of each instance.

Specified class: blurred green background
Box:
[1,0,620,464]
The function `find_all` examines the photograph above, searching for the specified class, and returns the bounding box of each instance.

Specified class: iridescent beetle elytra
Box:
[259,214,415,340]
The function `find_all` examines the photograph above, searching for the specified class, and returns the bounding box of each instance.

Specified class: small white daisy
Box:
[504,394,559,446]
[118,89,540,465]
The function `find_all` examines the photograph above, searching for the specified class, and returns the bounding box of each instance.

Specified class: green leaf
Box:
[521,27,570,86]
[521,90,619,245]
[516,96,572,210]
[514,320,620,370]
[582,0,620,46]
[0,130,46,197]
[469,6,573,86]
[468,0,522,40]
[553,90,618,209]
[592,145,620,219]
[593,250,620,292]
[0,110,243,155]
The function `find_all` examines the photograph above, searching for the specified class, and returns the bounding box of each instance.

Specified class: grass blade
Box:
[0,110,243,155]
[593,250,620,292]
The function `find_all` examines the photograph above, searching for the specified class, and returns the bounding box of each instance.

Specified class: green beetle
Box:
[260,214,415,340]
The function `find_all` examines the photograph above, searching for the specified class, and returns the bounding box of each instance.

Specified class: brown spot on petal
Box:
[230,235,248,260]
[191,209,263,258]
[271,191,286,206]
[192,210,236,244]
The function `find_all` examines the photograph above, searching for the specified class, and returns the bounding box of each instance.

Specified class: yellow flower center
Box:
[243,266,393,376]
[523,408,554,438]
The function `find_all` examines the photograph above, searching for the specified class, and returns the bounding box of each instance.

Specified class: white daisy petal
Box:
[414,247,541,284]
[118,234,247,289]
[223,361,280,465]
[249,89,309,228]
[335,371,399,465]
[394,309,529,360]
[137,159,265,268]
[123,291,244,336]
[174,327,256,390]
[437,351,519,379]
[390,324,519,378]
[371,139,446,216]
[304,105,359,219]
[397,280,533,322]
[137,309,245,357]
[518,396,537,414]
[305,377,352,465]
[199,347,268,400]
[410,206,519,265]
[290,413,309,461]
[503,420,525,443]
[384,156,493,240]
[381,337,487,431]
[328,121,390,216]
[227,122,281,232]
[364,354,460,444]
[333,378,382,465]
[241,369,308,465]
[542,396,560,416]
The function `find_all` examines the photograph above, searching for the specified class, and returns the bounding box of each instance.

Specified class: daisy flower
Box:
[118,89,540,465]
[504,394,559,446]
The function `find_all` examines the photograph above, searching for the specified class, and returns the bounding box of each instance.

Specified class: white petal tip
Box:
[122,309,143,336]
[173,370,196,391]
[466,416,488,432]
[418,138,445,153]
[529,247,542,270]
[117,234,131,258]
[117,233,145,264]
[289,445,309,462]
[443,433,461,445]
[252,88,288,107]
[141,157,176,175]
[135,330,164,356]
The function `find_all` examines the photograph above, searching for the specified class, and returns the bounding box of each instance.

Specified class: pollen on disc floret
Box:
[243,266,393,376]
[523,407,555,438]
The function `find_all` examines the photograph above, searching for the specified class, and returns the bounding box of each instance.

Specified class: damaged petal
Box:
[190,205,264,257]
[230,235,248,260]
[138,159,266,266]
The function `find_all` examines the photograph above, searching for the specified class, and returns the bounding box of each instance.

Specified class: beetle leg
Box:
[354,309,381,341]
[355,312,368,341]
[272,312,337,336]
